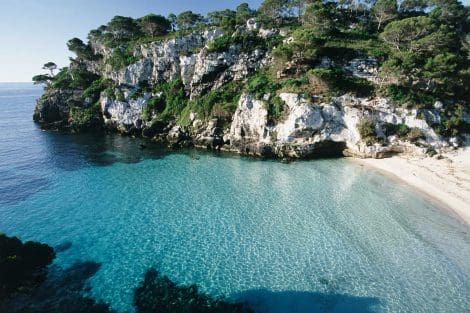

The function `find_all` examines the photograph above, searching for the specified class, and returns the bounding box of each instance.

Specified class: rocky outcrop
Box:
[103,30,267,98]
[33,89,82,129]
[34,23,462,159]
[226,93,449,158]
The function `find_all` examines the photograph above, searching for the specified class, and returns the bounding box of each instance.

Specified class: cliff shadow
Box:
[231,288,381,313]
[1,261,114,313]
[38,131,173,170]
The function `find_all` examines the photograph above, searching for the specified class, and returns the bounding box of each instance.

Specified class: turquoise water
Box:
[0,83,469,312]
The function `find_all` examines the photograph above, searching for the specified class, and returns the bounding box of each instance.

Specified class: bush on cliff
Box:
[358,117,378,145]
[70,103,102,131]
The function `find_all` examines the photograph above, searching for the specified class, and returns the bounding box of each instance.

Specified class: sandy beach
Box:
[356,148,470,225]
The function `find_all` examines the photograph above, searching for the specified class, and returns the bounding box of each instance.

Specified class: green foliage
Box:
[67,38,98,60]
[383,123,410,137]
[208,9,236,31]
[309,67,374,97]
[107,16,141,39]
[207,31,279,53]
[0,233,55,296]
[273,27,324,65]
[266,95,286,123]
[70,102,102,131]
[433,103,470,137]
[82,79,113,103]
[302,0,336,36]
[236,3,255,25]
[32,74,52,85]
[49,67,100,91]
[358,117,378,144]
[386,85,437,108]
[372,0,398,30]
[246,72,280,99]
[181,81,244,124]
[142,96,165,121]
[258,0,289,26]
[142,79,189,122]
[138,14,171,37]
[106,47,139,70]
[176,11,204,30]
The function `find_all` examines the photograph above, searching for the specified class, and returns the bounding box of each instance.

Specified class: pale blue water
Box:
[0,83,469,312]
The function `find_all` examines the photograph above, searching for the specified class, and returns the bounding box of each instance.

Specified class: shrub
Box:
[383,123,410,137]
[70,103,102,131]
[433,103,470,137]
[246,72,280,99]
[386,85,437,108]
[178,81,243,125]
[266,95,286,124]
[407,127,425,143]
[51,67,100,91]
[308,67,374,97]
[106,47,139,70]
[82,79,113,103]
[142,96,165,121]
[358,117,378,144]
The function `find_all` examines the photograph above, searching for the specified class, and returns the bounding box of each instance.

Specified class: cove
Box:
[0,84,469,312]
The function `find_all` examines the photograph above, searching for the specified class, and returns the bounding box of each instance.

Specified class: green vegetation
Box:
[106,46,139,70]
[358,117,378,145]
[309,67,375,97]
[33,0,469,138]
[433,103,470,137]
[70,102,102,131]
[207,32,282,53]
[383,123,410,137]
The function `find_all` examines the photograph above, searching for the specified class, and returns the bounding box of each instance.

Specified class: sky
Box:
[0,0,468,82]
[0,0,264,82]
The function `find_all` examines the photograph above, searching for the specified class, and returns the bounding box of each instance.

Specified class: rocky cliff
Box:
[33,20,467,159]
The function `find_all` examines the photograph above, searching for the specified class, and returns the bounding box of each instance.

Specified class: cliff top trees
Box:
[42,62,57,76]
[373,0,398,30]
[67,38,96,60]
[138,14,171,37]
[176,11,204,30]
[301,0,335,36]
[236,3,255,24]
[107,16,140,38]
[258,0,289,26]
[208,9,236,30]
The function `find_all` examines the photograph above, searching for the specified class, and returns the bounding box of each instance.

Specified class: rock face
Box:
[33,90,82,129]
[227,93,448,158]
[34,26,459,159]
[101,30,267,98]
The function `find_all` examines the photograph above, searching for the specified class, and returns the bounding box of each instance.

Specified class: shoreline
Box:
[354,148,470,225]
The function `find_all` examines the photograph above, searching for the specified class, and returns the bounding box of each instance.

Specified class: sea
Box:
[0,82,469,312]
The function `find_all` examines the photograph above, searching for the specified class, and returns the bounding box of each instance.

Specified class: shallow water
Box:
[0,83,469,312]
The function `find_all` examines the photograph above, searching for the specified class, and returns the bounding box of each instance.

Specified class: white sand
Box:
[355,148,470,225]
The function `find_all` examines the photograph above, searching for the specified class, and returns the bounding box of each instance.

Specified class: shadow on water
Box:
[0,248,382,313]
[39,132,174,171]
[1,261,113,313]
[0,176,51,205]
[231,289,381,313]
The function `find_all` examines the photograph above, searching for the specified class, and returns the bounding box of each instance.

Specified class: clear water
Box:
[0,83,469,313]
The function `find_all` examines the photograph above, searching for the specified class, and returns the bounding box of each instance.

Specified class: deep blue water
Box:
[0,83,469,313]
